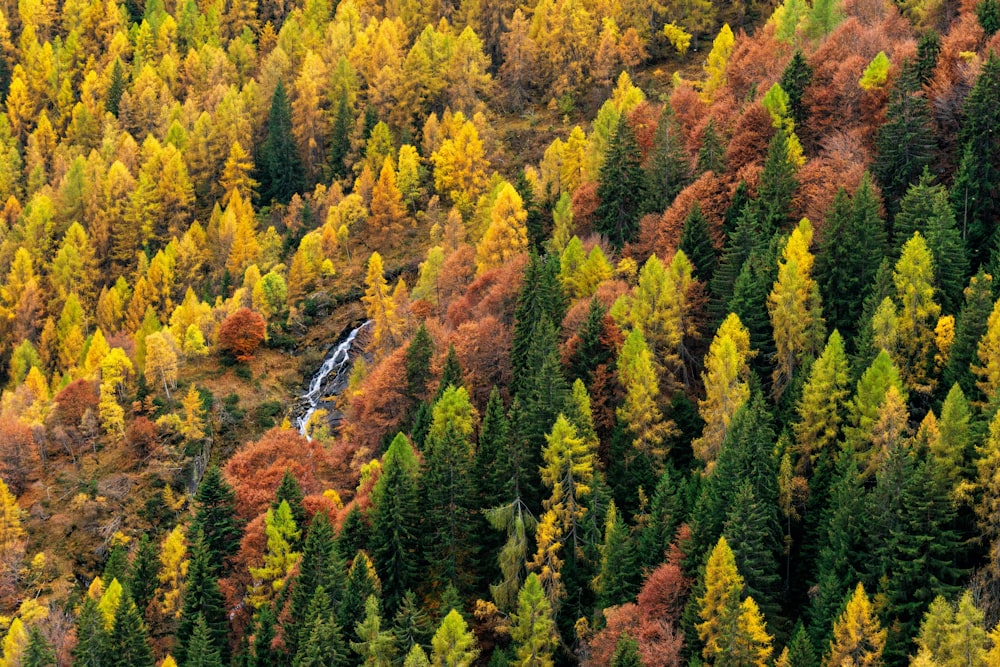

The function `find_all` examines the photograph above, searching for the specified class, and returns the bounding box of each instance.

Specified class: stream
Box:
[295,320,372,437]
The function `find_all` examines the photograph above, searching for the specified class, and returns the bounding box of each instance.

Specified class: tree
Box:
[370,433,421,615]
[768,218,825,398]
[701,24,734,102]
[510,573,556,667]
[642,106,690,215]
[249,500,301,607]
[794,330,850,476]
[596,114,645,249]
[351,595,396,667]
[816,177,888,341]
[370,158,407,244]
[431,113,489,217]
[475,182,528,275]
[945,271,994,399]
[696,536,744,662]
[779,51,812,126]
[913,592,988,666]
[363,252,400,355]
[259,80,305,204]
[108,597,154,667]
[72,597,108,667]
[754,127,798,235]
[184,615,223,667]
[825,583,886,667]
[175,531,228,665]
[893,232,942,394]
[22,625,54,667]
[189,466,240,575]
[392,591,433,659]
[127,534,158,614]
[329,89,352,180]
[616,328,673,468]
[144,331,177,400]
[694,314,753,467]
[973,297,1000,402]
[430,610,478,667]
[680,202,717,282]
[286,511,346,658]
[218,308,266,362]
[951,53,1000,266]
[595,500,639,610]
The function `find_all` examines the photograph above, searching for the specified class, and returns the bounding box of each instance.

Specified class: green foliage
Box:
[596,115,646,250]
[259,80,305,204]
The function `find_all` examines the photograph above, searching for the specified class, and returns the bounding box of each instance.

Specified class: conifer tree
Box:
[893,232,942,394]
[175,531,229,665]
[510,573,556,667]
[72,597,108,667]
[430,610,478,667]
[272,470,306,540]
[696,536,745,662]
[184,614,224,667]
[351,595,397,667]
[476,182,529,275]
[944,271,994,398]
[617,328,673,468]
[694,313,753,467]
[680,202,717,283]
[642,106,690,215]
[340,552,381,638]
[611,633,641,667]
[779,50,812,126]
[595,501,639,609]
[405,324,434,402]
[768,218,825,399]
[794,330,850,476]
[108,597,154,667]
[596,115,645,249]
[511,254,566,396]
[370,158,407,242]
[393,591,434,658]
[249,605,277,667]
[697,119,725,175]
[295,611,348,667]
[259,80,305,205]
[973,297,1000,403]
[189,466,241,576]
[825,583,885,667]
[474,387,511,511]
[329,89,352,180]
[286,511,345,658]
[754,127,798,235]
[723,481,782,626]
[816,177,888,342]
[371,433,421,615]
[127,534,158,614]
[22,625,55,667]
[951,53,1000,266]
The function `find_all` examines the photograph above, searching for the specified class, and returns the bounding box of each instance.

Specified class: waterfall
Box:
[296,320,371,437]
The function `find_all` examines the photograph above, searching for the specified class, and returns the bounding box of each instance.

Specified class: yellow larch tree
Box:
[369,156,408,245]
[696,536,744,662]
[431,112,490,217]
[825,583,886,667]
[616,327,675,470]
[768,218,825,399]
[475,182,528,275]
[893,232,942,396]
[973,297,1000,404]
[158,525,188,619]
[362,251,401,356]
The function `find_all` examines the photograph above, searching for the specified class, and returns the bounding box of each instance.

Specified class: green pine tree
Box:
[286,511,346,658]
[184,614,224,667]
[23,625,55,667]
[340,552,381,639]
[272,469,307,538]
[127,534,158,614]
[696,119,725,175]
[611,633,642,667]
[679,202,717,283]
[329,88,352,180]
[392,590,434,658]
[106,59,126,117]
[642,105,691,215]
[596,114,646,249]
[259,80,305,204]
[175,531,229,665]
[753,127,798,234]
[249,604,278,667]
[72,597,109,667]
[944,270,995,398]
[189,466,242,576]
[108,597,154,667]
[405,324,435,402]
[779,51,812,126]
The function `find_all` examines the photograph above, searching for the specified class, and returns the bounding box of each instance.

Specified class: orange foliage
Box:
[224,427,337,521]
[0,417,37,495]
[571,182,599,238]
[796,141,868,239]
[340,347,410,463]
[634,172,728,263]
[628,101,662,159]
[437,245,477,314]
[218,308,266,362]
[726,29,789,103]
[725,103,775,174]
[448,316,513,410]
[445,254,526,328]
[125,416,157,461]
[560,276,629,339]
[928,15,983,168]
[669,83,710,154]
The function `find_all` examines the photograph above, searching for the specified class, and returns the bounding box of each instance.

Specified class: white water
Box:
[296,320,371,437]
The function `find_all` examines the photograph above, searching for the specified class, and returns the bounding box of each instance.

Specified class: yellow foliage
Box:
[663,22,692,55]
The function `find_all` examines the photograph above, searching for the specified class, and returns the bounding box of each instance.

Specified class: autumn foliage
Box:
[218,308,266,362]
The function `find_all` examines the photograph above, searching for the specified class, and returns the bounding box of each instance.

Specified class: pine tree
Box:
[189,466,241,576]
[175,531,229,665]
[511,254,567,397]
[108,596,154,667]
[72,597,109,667]
[723,482,782,626]
[259,80,305,205]
[329,89,352,180]
[951,53,1000,266]
[22,626,55,667]
[873,67,936,220]
[596,114,646,249]
[784,622,817,667]
[393,591,434,658]
[931,383,972,491]
[437,344,463,398]
[510,573,556,667]
[127,534,158,614]
[103,542,129,588]
[474,387,511,510]
[610,633,641,667]
[642,105,690,215]
[340,552,381,638]
[370,433,422,615]
[754,127,798,235]
[184,614,224,667]
[710,204,763,322]
[249,500,301,607]
[295,612,348,667]
[680,202,717,283]
[944,271,994,399]
[794,330,850,477]
[249,605,278,667]
[351,595,397,666]
[825,583,886,667]
[567,297,615,387]
[816,177,888,343]
[286,510,345,659]
[696,118,725,175]
[272,470,307,540]
[894,171,968,314]
[405,324,434,402]
[106,59,126,117]
[779,50,812,126]
[595,501,639,609]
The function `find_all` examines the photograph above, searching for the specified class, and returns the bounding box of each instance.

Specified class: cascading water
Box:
[296,320,371,437]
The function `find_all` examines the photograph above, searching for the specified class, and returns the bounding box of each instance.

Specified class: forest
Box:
[0,0,997,662]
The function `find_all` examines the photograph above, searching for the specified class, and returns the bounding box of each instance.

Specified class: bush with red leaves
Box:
[218,308,266,362]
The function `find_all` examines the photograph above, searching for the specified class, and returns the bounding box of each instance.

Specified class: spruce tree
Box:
[437,344,463,398]
[914,31,940,86]
[679,202,717,283]
[944,271,995,398]
[710,204,763,323]
[405,324,434,401]
[295,613,348,667]
[23,626,55,667]
[951,53,1000,266]
[893,170,968,313]
[784,622,817,667]
[873,66,936,220]
[567,297,615,387]
[393,590,434,658]
[335,505,369,561]
[978,0,1000,35]
[102,542,128,591]
[642,105,691,215]
[696,119,725,175]
[184,615,224,667]
[340,552,381,640]
[779,50,812,126]
[515,169,546,252]
[106,59,126,117]
[370,433,422,615]
[272,469,307,540]
[259,80,305,205]
[175,531,229,665]
[753,127,798,235]
[127,534,158,615]
[189,466,241,576]
[249,605,277,667]
[72,597,109,667]
[611,633,641,667]
[816,177,888,344]
[595,501,640,609]
[286,511,345,658]
[329,89,352,180]
[722,481,782,626]
[511,254,567,397]
[108,597,154,667]
[596,115,646,249]
[474,387,512,511]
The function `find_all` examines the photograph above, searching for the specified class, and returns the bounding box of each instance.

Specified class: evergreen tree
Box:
[474,387,511,510]
[189,466,241,576]
[272,469,307,537]
[295,611,348,667]
[567,297,615,387]
[336,505,369,561]
[351,595,397,666]
[696,119,725,175]
[437,344,463,398]
[259,80,305,205]
[510,573,557,666]
[610,633,641,667]
[393,591,434,658]
[873,67,936,220]
[978,0,1000,35]
[184,614,224,667]
[893,170,968,314]
[329,89,352,180]
[596,115,646,249]
[286,510,345,658]
[944,271,994,398]
[914,31,941,86]
[784,622,817,667]
[793,330,850,478]
[710,204,763,323]
[108,597,154,667]
[340,552,381,638]
[249,605,278,667]
[816,177,888,343]
[753,127,798,235]
[951,53,1000,266]
[175,531,229,665]
[102,542,129,590]
[723,482,782,626]
[405,324,435,401]
[595,501,639,609]
[511,254,567,397]
[679,202,717,283]
[729,244,778,381]
[23,626,55,667]
[515,170,546,252]
[72,597,109,667]
[106,59,126,117]
[127,534,158,614]
[371,433,422,615]
[779,50,812,126]
[642,106,690,215]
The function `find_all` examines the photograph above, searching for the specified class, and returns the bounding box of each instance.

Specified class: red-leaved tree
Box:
[218,308,266,362]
